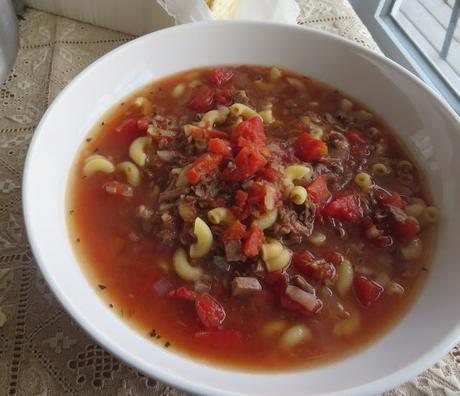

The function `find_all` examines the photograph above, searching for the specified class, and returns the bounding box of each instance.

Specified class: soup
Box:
[67,65,439,370]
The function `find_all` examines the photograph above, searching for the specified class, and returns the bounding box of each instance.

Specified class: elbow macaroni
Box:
[400,237,422,260]
[279,325,312,350]
[117,161,141,186]
[386,281,405,296]
[422,206,439,224]
[262,241,292,272]
[310,125,324,140]
[354,172,372,191]
[308,232,326,246]
[289,186,308,205]
[283,165,312,187]
[183,124,201,137]
[189,217,213,258]
[207,207,235,225]
[269,66,282,81]
[286,77,305,91]
[336,259,353,295]
[176,164,191,187]
[354,109,373,122]
[371,163,390,176]
[172,83,186,98]
[199,106,230,128]
[134,96,153,116]
[230,103,262,120]
[333,308,361,337]
[261,239,284,261]
[261,320,287,338]
[173,247,203,282]
[129,136,151,167]
[83,155,115,177]
[405,197,426,218]
[339,98,353,112]
[259,109,275,124]
[178,201,196,222]
[252,209,278,230]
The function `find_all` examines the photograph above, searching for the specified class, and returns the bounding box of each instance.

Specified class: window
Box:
[350,0,460,114]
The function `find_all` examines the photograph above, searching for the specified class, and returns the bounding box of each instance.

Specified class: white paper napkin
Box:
[158,0,300,25]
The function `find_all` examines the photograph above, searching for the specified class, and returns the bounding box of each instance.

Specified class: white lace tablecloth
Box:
[0,2,458,395]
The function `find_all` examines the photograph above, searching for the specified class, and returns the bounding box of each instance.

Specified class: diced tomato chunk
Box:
[324,252,344,266]
[307,260,336,281]
[255,166,282,183]
[242,226,264,257]
[234,190,248,208]
[390,217,420,244]
[246,182,280,213]
[350,145,370,157]
[208,138,233,157]
[235,146,267,174]
[215,88,234,106]
[114,118,146,145]
[375,190,406,210]
[195,293,226,329]
[222,147,267,183]
[186,153,223,185]
[292,250,315,273]
[194,330,241,348]
[263,270,289,297]
[231,190,249,220]
[233,116,266,149]
[102,181,133,197]
[294,133,328,162]
[292,251,335,281]
[222,221,247,242]
[354,276,383,307]
[346,128,366,145]
[307,175,331,208]
[209,68,234,86]
[207,130,230,139]
[137,117,149,131]
[167,286,197,301]
[323,193,362,223]
[187,85,215,112]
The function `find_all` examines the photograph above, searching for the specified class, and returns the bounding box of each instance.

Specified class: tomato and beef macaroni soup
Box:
[68,66,439,370]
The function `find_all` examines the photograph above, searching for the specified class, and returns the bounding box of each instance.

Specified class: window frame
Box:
[350,0,460,114]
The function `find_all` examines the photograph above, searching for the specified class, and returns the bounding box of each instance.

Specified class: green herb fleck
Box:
[164,342,171,348]
[86,137,92,143]
[98,284,106,290]
[150,329,157,338]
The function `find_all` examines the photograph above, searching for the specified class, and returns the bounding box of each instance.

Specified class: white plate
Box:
[23,21,460,396]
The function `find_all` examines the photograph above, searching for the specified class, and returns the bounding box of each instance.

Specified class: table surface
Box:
[0,1,459,395]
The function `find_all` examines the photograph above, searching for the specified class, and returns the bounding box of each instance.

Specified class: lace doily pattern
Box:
[0,5,456,396]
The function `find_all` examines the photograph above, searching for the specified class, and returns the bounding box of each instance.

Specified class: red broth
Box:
[67,66,438,371]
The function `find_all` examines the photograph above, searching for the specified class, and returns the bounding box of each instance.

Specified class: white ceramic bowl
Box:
[23,21,460,396]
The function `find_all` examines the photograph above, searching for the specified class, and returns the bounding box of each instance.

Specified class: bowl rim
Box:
[22,19,460,396]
